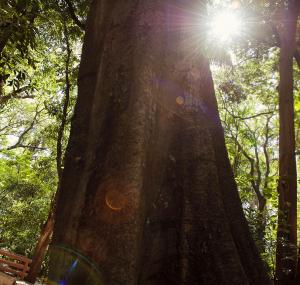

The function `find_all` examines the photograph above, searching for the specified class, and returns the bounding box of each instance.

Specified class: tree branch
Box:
[17,144,47,151]
[0,86,34,106]
[64,0,85,30]
[3,107,43,151]
[263,117,272,190]
[231,110,275,121]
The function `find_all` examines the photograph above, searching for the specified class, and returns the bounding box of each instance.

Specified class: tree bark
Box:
[275,0,300,283]
[49,1,271,284]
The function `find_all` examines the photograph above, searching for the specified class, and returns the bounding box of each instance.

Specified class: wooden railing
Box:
[0,249,32,280]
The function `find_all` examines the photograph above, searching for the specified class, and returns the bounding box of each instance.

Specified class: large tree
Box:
[49,1,270,284]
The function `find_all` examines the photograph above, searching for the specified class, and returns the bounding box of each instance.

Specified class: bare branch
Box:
[3,107,43,151]
[229,110,275,121]
[17,144,47,151]
[0,86,34,106]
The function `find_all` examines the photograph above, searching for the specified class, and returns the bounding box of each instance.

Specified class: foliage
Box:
[213,45,281,275]
[0,152,56,254]
[0,0,87,258]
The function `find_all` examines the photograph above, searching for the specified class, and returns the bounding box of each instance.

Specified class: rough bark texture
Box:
[275,1,300,283]
[50,1,270,284]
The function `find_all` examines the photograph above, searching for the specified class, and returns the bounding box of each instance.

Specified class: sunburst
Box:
[208,10,242,43]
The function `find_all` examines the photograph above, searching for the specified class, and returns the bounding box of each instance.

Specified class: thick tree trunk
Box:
[275,1,300,284]
[49,1,270,284]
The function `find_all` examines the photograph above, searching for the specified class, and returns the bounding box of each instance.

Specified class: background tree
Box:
[275,1,299,283]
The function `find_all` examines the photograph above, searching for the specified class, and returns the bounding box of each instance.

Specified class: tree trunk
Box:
[25,211,54,283]
[275,1,300,284]
[49,1,270,284]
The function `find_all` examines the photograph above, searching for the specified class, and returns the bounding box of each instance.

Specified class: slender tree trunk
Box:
[255,196,267,253]
[49,1,271,284]
[25,211,54,283]
[275,1,300,284]
[56,24,72,180]
[25,24,72,284]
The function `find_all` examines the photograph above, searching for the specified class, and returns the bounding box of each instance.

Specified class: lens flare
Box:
[47,245,103,285]
[105,189,125,211]
[176,96,185,106]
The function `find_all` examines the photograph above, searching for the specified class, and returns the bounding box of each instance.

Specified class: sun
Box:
[209,10,242,42]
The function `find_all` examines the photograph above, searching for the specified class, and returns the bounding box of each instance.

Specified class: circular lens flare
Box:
[47,245,103,285]
[209,10,242,42]
[105,189,125,211]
